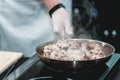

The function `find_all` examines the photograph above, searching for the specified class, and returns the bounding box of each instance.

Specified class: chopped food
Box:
[43,39,105,61]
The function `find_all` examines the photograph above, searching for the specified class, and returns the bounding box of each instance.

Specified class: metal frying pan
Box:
[36,39,115,73]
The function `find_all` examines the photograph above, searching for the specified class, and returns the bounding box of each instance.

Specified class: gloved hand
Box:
[51,7,73,39]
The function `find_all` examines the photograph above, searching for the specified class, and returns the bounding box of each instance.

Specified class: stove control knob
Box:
[74,8,80,14]
[112,30,117,38]
[104,30,109,36]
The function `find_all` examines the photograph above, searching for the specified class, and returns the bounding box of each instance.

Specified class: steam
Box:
[72,0,98,39]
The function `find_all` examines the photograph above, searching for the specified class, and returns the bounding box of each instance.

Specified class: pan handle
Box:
[29,76,53,80]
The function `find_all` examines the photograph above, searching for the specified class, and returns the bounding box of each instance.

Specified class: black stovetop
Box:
[27,54,120,80]
[1,53,120,80]
[30,64,108,80]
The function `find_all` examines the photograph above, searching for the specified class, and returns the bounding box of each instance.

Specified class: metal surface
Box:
[36,39,115,72]
[3,54,40,80]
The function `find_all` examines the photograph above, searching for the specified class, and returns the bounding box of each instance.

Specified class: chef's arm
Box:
[43,0,73,39]
[43,0,59,11]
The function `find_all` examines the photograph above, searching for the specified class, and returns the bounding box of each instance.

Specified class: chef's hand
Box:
[51,7,73,39]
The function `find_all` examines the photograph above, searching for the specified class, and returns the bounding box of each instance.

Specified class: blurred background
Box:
[72,0,120,53]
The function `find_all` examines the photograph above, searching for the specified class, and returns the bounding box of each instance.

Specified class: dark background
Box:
[72,0,120,53]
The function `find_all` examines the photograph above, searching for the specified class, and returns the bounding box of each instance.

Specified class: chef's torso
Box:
[0,0,72,57]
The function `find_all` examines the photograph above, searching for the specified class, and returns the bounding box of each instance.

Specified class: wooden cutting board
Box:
[0,51,23,74]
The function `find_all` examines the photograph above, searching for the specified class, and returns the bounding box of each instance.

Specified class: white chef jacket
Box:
[0,0,72,57]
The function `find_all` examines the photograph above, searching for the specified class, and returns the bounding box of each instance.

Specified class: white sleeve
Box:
[0,0,43,26]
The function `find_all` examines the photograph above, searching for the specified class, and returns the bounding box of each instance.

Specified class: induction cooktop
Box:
[29,53,120,80]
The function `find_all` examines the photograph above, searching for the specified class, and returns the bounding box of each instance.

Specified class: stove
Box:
[29,64,108,80]
[28,54,120,80]
[2,53,120,80]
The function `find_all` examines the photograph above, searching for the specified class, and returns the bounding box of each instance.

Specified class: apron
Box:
[0,0,72,57]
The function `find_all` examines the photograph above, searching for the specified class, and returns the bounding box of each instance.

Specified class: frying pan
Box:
[36,39,115,73]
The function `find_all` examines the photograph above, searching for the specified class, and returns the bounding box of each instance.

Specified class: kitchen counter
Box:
[1,53,120,80]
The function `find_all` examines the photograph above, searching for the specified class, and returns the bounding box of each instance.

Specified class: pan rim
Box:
[37,38,115,62]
